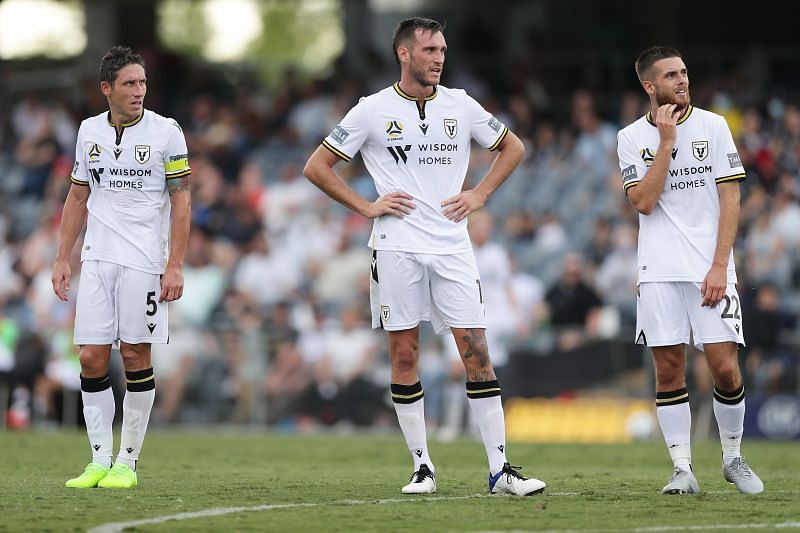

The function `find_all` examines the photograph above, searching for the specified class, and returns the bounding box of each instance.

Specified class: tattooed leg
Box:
[452,327,495,381]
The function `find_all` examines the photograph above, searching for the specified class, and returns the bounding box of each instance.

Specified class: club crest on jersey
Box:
[385,121,403,140]
[444,118,458,139]
[135,145,151,164]
[692,140,709,161]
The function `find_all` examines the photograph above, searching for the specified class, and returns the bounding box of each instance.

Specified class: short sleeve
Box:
[70,124,89,186]
[617,130,644,194]
[164,119,191,179]
[714,116,746,184]
[322,98,369,162]
[464,94,508,151]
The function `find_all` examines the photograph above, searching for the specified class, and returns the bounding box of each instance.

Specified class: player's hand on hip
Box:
[160,266,184,302]
[51,260,72,301]
[655,104,679,142]
[700,265,727,307]
[441,190,486,223]
[367,191,415,218]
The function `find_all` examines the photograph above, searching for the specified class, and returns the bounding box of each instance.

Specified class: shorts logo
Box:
[330,125,350,145]
[692,140,709,161]
[487,116,501,133]
[443,119,458,139]
[381,305,390,321]
[135,145,150,164]
[727,152,741,168]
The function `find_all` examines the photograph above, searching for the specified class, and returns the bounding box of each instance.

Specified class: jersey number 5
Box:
[146,291,158,316]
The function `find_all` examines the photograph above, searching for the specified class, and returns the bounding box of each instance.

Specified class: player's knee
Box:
[119,344,151,370]
[654,365,683,389]
[391,345,418,374]
[79,348,108,375]
[714,365,742,391]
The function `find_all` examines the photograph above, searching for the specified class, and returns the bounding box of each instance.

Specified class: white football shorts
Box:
[370,250,486,334]
[636,281,744,351]
[75,260,168,345]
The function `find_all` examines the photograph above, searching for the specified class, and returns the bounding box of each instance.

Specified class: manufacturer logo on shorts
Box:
[381,305,390,321]
[147,323,156,334]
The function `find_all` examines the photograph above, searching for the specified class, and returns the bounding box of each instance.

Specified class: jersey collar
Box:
[106,111,145,128]
[393,82,438,102]
[645,105,693,127]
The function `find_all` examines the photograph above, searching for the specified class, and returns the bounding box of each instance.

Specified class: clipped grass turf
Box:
[1,430,798,532]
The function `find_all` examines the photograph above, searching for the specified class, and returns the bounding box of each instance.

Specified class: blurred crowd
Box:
[1,45,798,431]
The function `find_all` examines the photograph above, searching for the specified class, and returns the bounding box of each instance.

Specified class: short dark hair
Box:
[392,17,445,65]
[634,46,682,82]
[100,46,145,85]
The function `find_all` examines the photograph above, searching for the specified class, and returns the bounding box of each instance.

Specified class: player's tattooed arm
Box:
[167,175,191,195]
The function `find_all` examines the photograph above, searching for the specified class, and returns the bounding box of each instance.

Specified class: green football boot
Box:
[97,463,138,489]
[65,463,110,488]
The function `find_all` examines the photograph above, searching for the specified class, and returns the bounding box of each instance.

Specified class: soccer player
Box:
[618,46,763,495]
[52,46,191,489]
[304,17,545,496]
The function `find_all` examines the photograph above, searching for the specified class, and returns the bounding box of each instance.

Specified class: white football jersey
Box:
[617,106,745,282]
[323,83,508,253]
[71,110,191,274]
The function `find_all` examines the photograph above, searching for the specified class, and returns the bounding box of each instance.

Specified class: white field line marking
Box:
[469,523,800,533]
[88,491,800,533]
[88,495,484,533]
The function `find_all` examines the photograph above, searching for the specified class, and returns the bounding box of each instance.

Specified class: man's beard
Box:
[655,87,690,111]
[409,60,439,88]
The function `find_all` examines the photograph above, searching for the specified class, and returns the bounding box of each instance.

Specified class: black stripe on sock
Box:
[391,381,423,404]
[466,379,501,399]
[655,387,689,406]
[126,367,155,392]
[80,373,112,393]
[714,384,745,405]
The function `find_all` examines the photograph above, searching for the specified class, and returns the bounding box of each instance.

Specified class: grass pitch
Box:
[0,430,798,532]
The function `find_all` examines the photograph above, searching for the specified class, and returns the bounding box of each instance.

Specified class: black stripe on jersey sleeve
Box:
[488,127,509,151]
[322,139,352,162]
[166,169,192,180]
[71,176,89,186]
[623,179,642,192]
[715,173,746,184]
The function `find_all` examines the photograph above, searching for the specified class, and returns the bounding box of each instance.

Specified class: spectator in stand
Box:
[544,252,603,351]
